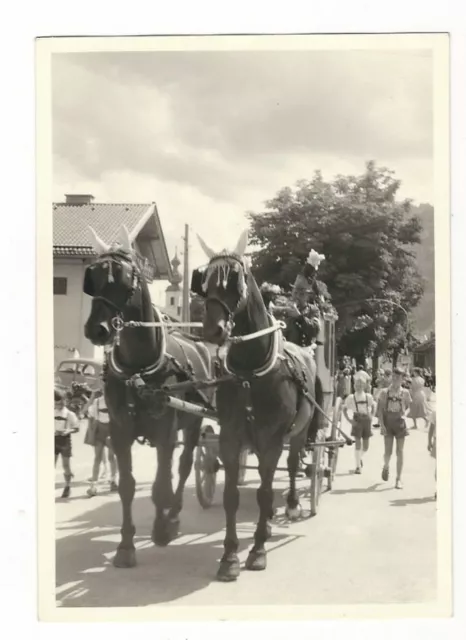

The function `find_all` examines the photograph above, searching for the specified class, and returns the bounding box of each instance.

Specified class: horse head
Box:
[83,225,140,346]
[193,229,250,345]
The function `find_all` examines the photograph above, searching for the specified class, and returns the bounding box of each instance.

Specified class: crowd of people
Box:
[54,384,118,500]
[55,361,436,500]
[337,363,436,494]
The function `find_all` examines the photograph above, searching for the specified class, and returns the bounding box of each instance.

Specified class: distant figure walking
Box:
[408,368,428,429]
[343,372,376,474]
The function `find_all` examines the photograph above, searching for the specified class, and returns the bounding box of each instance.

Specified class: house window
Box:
[177,306,181,316]
[54,277,67,295]
[170,296,175,306]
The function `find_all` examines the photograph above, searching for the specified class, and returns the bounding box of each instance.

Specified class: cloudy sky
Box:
[52,48,433,300]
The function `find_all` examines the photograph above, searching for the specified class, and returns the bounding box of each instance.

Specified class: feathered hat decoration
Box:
[306,249,326,270]
[260,282,281,295]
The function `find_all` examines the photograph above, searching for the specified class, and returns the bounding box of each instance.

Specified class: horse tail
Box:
[308,374,324,443]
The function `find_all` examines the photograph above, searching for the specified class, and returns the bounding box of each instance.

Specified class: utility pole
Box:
[182,224,190,326]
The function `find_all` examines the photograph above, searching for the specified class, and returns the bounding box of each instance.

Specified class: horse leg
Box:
[285,432,305,520]
[246,443,282,572]
[112,442,137,568]
[217,437,242,582]
[169,419,200,521]
[151,438,177,547]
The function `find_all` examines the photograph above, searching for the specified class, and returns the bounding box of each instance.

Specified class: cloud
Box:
[52,46,435,300]
[52,49,433,208]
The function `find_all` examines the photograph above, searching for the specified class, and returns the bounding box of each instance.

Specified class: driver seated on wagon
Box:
[259,249,327,353]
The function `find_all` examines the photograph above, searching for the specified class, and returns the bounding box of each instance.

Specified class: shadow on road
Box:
[389,496,436,507]
[329,482,389,495]
[56,481,306,608]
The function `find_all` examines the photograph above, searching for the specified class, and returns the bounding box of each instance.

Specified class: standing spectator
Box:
[54,388,79,499]
[336,368,348,399]
[356,364,372,393]
[427,407,437,500]
[85,390,118,497]
[378,367,412,489]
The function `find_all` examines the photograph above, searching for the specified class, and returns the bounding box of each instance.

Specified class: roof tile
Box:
[53,203,149,248]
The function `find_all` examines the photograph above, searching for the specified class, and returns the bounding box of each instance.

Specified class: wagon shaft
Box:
[161,393,218,419]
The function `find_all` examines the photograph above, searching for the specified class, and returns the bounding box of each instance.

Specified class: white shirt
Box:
[54,407,79,434]
[344,392,374,415]
[88,395,110,424]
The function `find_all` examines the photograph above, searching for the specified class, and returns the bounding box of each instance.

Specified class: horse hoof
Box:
[113,548,136,568]
[285,504,302,521]
[216,555,240,582]
[245,550,267,571]
[151,519,179,547]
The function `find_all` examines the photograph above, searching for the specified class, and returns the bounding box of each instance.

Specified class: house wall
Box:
[53,258,103,367]
[165,288,183,319]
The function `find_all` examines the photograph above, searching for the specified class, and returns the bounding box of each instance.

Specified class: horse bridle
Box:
[203,256,248,331]
[89,252,141,329]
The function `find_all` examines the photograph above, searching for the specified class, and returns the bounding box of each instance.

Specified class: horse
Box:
[193,230,322,581]
[83,225,213,568]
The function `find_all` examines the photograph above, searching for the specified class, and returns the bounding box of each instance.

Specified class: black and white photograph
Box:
[36,33,450,620]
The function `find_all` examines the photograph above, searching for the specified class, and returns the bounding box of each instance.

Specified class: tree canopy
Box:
[248,161,425,363]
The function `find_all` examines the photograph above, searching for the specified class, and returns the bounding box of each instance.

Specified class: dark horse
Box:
[83,225,213,568]
[194,230,321,581]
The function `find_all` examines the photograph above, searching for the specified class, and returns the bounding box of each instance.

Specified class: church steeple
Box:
[170,248,182,288]
[165,248,183,318]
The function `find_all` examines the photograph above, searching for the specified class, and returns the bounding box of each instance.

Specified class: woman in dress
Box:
[408,367,428,429]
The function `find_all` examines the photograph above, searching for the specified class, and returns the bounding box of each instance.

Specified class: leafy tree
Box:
[189,294,205,337]
[248,161,424,366]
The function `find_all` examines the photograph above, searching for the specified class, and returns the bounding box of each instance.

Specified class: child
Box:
[343,372,376,474]
[54,388,79,498]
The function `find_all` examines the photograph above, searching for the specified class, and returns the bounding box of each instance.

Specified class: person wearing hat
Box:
[54,388,80,499]
[343,371,376,473]
[377,367,412,489]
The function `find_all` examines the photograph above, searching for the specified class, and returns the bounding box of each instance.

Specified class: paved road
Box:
[55,410,437,608]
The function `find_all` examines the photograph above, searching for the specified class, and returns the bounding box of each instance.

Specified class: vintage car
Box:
[55,357,103,393]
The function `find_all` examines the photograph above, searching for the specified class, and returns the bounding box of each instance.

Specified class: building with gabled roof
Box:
[53,194,173,365]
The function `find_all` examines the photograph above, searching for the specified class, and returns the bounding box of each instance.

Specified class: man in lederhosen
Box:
[343,371,376,474]
[378,367,412,489]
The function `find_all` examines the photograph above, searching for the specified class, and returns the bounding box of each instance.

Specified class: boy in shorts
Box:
[378,367,412,489]
[343,372,376,474]
[54,388,79,498]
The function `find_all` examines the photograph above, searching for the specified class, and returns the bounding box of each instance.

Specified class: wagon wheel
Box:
[310,431,325,516]
[238,448,248,486]
[195,424,218,509]
[327,396,343,490]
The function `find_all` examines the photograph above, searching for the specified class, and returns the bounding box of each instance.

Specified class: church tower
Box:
[165,250,183,319]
